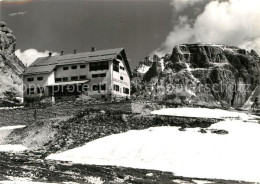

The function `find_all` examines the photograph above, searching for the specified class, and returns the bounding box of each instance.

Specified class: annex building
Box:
[23,48,131,103]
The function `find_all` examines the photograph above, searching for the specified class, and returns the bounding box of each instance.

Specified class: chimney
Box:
[74,49,77,54]
[49,52,52,57]
[61,51,64,55]
[91,47,96,52]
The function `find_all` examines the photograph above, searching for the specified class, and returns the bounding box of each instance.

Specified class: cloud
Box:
[9,11,27,16]
[239,37,260,55]
[15,49,58,66]
[170,0,206,12]
[154,0,260,56]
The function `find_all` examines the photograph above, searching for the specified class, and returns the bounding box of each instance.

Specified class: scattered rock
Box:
[49,165,55,171]
[211,129,229,135]
[199,129,207,134]
[179,127,186,131]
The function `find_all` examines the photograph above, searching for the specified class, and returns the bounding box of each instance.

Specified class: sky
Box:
[0,0,260,68]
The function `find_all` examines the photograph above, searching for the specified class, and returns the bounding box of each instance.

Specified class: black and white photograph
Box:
[0,0,260,183]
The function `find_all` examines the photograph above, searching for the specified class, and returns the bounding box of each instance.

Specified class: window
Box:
[63,66,69,70]
[37,77,43,81]
[71,65,77,70]
[117,55,123,61]
[101,84,106,91]
[89,61,109,71]
[89,63,98,71]
[79,75,87,80]
[92,85,100,91]
[100,73,106,77]
[71,76,78,81]
[123,87,130,94]
[55,78,62,82]
[92,73,106,78]
[80,65,86,69]
[100,61,109,70]
[113,84,119,92]
[37,87,45,94]
[63,77,68,81]
[120,76,123,80]
[92,74,99,78]
[120,66,125,70]
[113,60,119,72]
[27,78,34,82]
[27,88,35,95]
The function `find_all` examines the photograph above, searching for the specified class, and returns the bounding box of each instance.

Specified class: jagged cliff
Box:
[0,21,25,101]
[132,44,260,108]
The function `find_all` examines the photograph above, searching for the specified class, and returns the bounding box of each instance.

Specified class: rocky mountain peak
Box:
[0,21,25,102]
[132,43,260,108]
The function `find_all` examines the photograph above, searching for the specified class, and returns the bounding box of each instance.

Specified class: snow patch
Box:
[84,176,104,184]
[185,89,196,97]
[172,179,190,184]
[0,181,57,184]
[137,64,150,74]
[184,63,199,84]
[0,125,27,146]
[0,176,56,184]
[192,180,214,184]
[0,179,77,184]
[0,125,26,131]
[242,84,260,110]
[0,145,27,152]
[159,58,165,71]
[145,173,153,177]
[151,107,252,120]
[47,116,260,182]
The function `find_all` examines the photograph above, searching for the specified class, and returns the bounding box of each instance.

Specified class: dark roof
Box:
[23,65,56,75]
[23,48,131,76]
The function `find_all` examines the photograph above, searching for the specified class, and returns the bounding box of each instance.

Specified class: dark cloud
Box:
[1,0,173,68]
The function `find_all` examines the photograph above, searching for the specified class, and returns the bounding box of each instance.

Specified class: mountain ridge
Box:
[132,43,260,108]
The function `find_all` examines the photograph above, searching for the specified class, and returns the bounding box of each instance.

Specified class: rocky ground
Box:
[4,108,220,155]
[0,108,254,183]
[0,151,253,184]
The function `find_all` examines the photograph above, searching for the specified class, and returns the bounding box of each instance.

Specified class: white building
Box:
[22,48,131,103]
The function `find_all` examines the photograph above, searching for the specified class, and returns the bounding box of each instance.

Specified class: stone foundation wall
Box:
[0,102,148,126]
